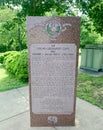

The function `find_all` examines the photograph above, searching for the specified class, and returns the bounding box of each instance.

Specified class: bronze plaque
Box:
[27,17,80,126]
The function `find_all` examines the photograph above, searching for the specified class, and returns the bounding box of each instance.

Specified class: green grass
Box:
[0,64,28,91]
[77,73,103,109]
[0,56,103,110]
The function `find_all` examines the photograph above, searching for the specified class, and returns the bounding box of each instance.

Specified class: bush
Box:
[2,50,28,81]
[4,51,20,74]
[0,43,7,52]
[15,50,28,80]
[80,25,103,48]
[0,51,14,64]
[0,53,4,64]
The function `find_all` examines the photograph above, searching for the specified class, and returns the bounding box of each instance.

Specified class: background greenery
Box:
[0,50,28,81]
[0,63,27,91]
[0,0,103,52]
[0,0,103,109]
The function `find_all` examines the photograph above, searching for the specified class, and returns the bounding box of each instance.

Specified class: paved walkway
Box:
[0,86,103,130]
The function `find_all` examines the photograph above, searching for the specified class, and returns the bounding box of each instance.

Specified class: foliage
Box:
[0,44,7,52]
[0,63,27,91]
[0,7,16,52]
[0,0,103,50]
[77,73,103,109]
[89,2,103,35]
[3,51,20,73]
[0,7,27,52]
[0,51,15,63]
[0,6,15,23]
[80,15,103,48]
[1,50,28,81]
[4,0,67,16]
[80,26,103,48]
[75,0,103,35]
[0,1,75,52]
[0,54,4,64]
[2,0,78,16]
[14,50,28,80]
[75,0,102,14]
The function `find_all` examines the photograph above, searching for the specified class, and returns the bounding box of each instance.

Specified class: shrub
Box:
[0,51,14,64]
[0,43,7,52]
[0,53,4,64]
[3,51,20,74]
[2,50,28,81]
[15,50,28,81]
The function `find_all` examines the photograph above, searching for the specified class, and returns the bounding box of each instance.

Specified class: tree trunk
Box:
[30,0,36,15]
[18,27,22,51]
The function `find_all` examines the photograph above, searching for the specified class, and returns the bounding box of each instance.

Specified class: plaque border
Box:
[27,16,80,126]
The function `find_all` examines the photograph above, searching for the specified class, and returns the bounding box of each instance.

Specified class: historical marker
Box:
[27,17,80,126]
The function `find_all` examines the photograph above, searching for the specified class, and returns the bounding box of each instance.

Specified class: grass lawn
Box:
[0,64,28,91]
[77,73,103,109]
[0,60,103,109]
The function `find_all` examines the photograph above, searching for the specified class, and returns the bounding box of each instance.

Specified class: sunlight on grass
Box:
[0,64,8,79]
[77,73,103,109]
[0,64,28,91]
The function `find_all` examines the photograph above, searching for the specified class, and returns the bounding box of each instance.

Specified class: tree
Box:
[18,0,67,16]
[1,0,102,51]
[0,0,67,52]
[0,6,26,51]
[75,0,103,35]
[4,0,77,16]
[89,2,103,36]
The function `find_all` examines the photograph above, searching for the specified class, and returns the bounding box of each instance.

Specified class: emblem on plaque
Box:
[46,19,71,39]
[29,18,72,40]
[46,20,61,39]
